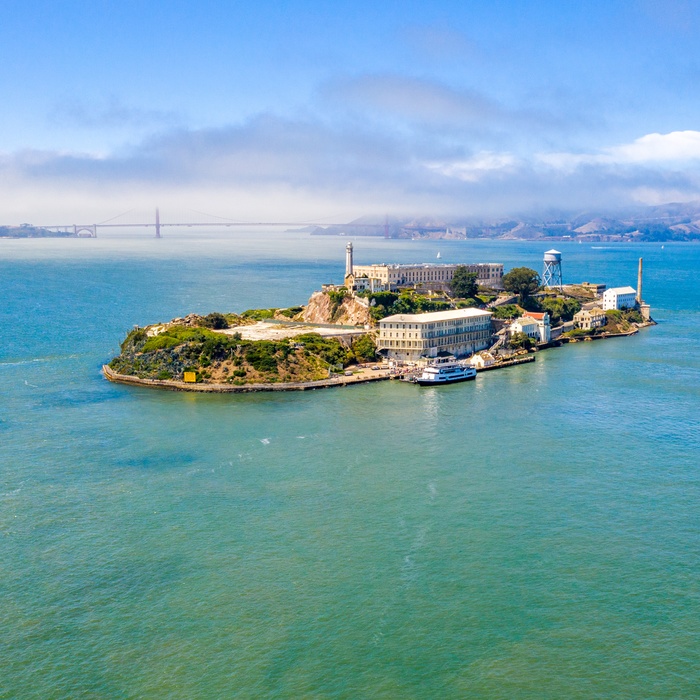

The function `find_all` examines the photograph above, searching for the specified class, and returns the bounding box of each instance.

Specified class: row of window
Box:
[382,319,490,330]
[380,331,491,349]
[381,325,489,339]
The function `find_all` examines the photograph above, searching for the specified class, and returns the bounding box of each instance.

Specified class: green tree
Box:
[502,267,541,305]
[200,312,229,329]
[540,297,581,325]
[491,304,520,320]
[450,266,478,298]
[391,295,418,314]
[351,334,377,363]
[509,331,535,350]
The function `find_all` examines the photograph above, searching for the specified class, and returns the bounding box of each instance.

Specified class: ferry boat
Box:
[413,357,476,386]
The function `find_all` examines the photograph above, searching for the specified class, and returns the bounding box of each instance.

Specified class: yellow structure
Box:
[183,371,197,383]
[573,307,607,330]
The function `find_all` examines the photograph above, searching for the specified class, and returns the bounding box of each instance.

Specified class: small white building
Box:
[603,286,637,310]
[574,307,607,330]
[510,316,539,340]
[343,273,385,293]
[470,352,496,369]
[510,312,551,343]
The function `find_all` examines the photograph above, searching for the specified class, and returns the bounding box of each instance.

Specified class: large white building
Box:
[602,286,637,310]
[378,308,493,362]
[351,262,504,291]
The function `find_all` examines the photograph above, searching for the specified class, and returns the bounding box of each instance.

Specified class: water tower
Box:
[543,249,563,289]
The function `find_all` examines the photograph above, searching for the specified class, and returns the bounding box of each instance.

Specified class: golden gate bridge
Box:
[41,208,391,238]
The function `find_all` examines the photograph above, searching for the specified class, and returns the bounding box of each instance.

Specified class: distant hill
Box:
[308,204,700,242]
[0,225,73,238]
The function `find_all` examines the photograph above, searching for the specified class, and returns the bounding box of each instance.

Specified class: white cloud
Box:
[425,152,519,181]
[608,130,700,162]
[4,119,700,223]
[537,130,700,170]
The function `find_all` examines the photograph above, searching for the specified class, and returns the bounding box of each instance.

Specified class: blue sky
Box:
[3,0,700,222]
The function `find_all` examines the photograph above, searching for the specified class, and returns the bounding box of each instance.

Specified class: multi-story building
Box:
[378,308,493,362]
[602,286,637,310]
[351,262,504,291]
[573,307,607,330]
[509,311,551,343]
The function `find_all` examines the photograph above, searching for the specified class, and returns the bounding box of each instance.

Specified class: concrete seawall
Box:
[102,364,393,393]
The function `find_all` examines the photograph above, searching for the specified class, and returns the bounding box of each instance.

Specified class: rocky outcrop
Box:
[302,291,372,326]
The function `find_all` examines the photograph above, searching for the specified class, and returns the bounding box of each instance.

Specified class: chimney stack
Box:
[637,257,643,304]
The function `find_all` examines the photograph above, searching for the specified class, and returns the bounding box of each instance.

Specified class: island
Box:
[104,249,655,393]
[0,224,75,238]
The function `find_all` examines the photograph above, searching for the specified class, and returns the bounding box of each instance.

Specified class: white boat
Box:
[413,357,476,386]
[436,251,441,259]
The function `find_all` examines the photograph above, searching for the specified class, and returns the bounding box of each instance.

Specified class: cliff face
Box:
[302,291,372,326]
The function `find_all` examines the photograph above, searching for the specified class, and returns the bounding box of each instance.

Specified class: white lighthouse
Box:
[345,242,354,277]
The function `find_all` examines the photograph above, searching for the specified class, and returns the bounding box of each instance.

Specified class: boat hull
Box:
[415,373,476,386]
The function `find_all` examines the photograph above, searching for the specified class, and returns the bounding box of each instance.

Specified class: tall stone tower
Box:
[636,257,643,304]
[345,242,354,277]
[637,257,651,320]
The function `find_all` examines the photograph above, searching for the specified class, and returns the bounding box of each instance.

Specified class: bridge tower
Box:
[542,249,563,289]
[73,224,97,238]
[155,208,161,238]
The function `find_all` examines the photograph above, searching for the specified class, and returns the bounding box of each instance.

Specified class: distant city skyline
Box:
[3,0,700,222]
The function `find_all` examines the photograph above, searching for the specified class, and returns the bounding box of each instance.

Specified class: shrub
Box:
[564,328,592,338]
[492,304,520,320]
[455,298,481,308]
[200,335,233,361]
[120,327,147,353]
[509,331,535,350]
[295,333,349,367]
[541,297,581,325]
[623,308,644,323]
[278,306,304,318]
[200,312,229,329]
[242,308,277,320]
[351,334,377,363]
[245,341,279,373]
[142,334,182,352]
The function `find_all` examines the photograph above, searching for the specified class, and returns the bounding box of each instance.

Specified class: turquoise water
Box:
[1,233,699,698]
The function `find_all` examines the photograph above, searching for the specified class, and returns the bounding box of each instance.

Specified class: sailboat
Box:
[436,251,441,259]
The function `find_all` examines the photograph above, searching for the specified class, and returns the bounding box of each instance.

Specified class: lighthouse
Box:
[345,242,354,277]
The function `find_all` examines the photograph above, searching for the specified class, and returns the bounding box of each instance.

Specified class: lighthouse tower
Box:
[543,249,563,290]
[345,242,354,277]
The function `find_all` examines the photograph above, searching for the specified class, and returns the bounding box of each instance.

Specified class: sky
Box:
[3,0,700,224]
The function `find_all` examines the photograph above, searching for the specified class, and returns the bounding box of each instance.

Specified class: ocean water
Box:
[1,231,699,699]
